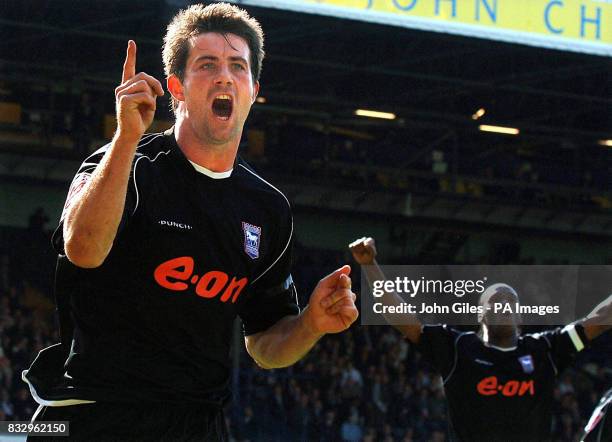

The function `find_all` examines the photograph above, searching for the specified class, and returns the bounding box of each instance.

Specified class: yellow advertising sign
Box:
[235,0,611,56]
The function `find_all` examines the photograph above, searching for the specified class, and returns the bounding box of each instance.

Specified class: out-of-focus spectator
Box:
[236,405,258,442]
[1,387,14,418]
[12,387,35,420]
[288,392,310,442]
[319,409,340,442]
[340,412,363,442]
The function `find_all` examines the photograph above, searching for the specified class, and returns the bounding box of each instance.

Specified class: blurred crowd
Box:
[233,325,448,442]
[0,281,56,422]
[0,218,610,441]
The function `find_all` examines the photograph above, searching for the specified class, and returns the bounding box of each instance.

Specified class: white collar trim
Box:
[484,342,517,352]
[188,160,232,179]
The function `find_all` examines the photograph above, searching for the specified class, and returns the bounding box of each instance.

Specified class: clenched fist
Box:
[349,237,377,265]
[302,265,359,335]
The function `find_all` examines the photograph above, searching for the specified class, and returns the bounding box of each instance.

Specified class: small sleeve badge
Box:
[518,355,535,373]
[242,222,261,259]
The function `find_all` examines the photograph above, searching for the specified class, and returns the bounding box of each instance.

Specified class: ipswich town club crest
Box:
[242,222,261,259]
[518,355,534,373]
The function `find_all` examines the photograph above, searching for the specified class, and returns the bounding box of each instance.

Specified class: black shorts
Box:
[28,401,228,441]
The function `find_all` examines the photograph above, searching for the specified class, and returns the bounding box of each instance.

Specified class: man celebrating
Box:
[23,4,357,440]
[350,237,611,442]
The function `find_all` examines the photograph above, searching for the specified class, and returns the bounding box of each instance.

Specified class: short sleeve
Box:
[415,324,461,380]
[237,207,299,336]
[51,144,137,255]
[531,323,590,374]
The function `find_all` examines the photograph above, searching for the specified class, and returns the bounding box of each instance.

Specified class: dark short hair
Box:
[162,2,264,112]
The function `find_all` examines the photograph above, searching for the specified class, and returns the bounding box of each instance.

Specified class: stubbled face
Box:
[175,32,259,146]
[481,290,521,338]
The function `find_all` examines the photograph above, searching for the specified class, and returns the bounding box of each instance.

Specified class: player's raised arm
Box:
[349,237,423,344]
[63,40,164,268]
[579,293,612,341]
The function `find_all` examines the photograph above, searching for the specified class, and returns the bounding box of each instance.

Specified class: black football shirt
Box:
[24,129,299,406]
[416,323,589,442]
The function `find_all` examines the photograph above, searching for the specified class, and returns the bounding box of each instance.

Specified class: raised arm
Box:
[63,41,164,268]
[579,293,612,341]
[349,237,423,344]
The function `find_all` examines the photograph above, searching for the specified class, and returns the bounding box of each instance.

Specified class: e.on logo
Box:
[153,256,247,303]
[477,376,535,397]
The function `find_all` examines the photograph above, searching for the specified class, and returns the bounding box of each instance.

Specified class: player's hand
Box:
[349,237,377,265]
[114,40,164,143]
[302,265,358,336]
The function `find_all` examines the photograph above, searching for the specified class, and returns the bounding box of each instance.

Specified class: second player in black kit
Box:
[418,323,589,441]
[350,236,612,442]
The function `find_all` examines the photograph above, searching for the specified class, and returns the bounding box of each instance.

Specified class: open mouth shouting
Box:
[212,94,233,121]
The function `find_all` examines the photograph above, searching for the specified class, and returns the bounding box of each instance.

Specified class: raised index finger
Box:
[122,40,136,83]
